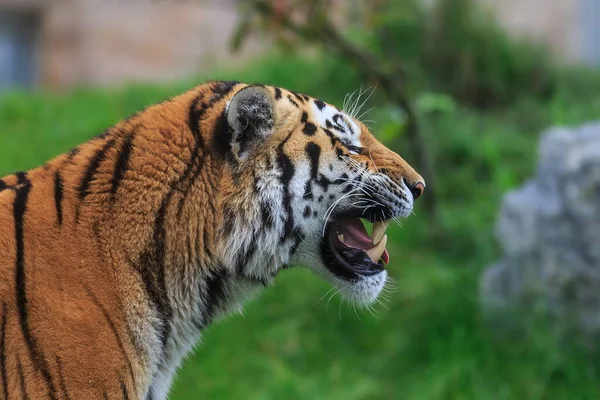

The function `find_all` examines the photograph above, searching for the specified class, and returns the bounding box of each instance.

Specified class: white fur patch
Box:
[311,102,362,149]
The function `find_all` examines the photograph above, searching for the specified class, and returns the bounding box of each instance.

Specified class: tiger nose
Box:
[406,181,425,200]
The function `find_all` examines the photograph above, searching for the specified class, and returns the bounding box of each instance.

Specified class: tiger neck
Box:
[85,108,277,396]
[135,167,271,400]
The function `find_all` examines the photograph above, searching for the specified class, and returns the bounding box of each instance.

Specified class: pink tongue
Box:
[336,218,390,264]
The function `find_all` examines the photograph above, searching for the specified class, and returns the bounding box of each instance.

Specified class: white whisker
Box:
[357,106,375,122]
[343,87,360,115]
[315,287,335,306]
[326,288,342,311]
[352,85,376,119]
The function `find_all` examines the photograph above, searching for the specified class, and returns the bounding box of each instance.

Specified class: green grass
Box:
[2,54,600,399]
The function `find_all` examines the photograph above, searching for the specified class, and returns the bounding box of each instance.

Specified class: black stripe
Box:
[274,87,282,100]
[175,162,202,218]
[199,150,224,261]
[211,80,239,98]
[103,391,110,400]
[323,128,341,148]
[78,138,117,202]
[291,91,305,103]
[203,213,214,260]
[287,95,299,108]
[210,110,233,159]
[305,143,321,180]
[260,202,273,229]
[66,146,80,160]
[222,207,236,238]
[15,172,25,185]
[330,114,350,134]
[55,356,72,400]
[145,386,154,400]
[178,92,213,215]
[120,376,129,400]
[16,357,29,400]
[236,240,257,276]
[13,173,59,400]
[54,171,64,226]
[314,99,326,110]
[96,129,111,139]
[1,302,8,400]
[0,179,6,191]
[336,114,355,135]
[135,258,170,354]
[204,270,227,323]
[187,94,206,147]
[303,181,313,200]
[290,228,305,256]
[83,286,136,389]
[111,131,136,200]
[136,197,173,354]
[177,92,210,217]
[276,133,295,243]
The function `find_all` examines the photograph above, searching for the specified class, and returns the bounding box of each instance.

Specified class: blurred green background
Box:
[2,0,600,398]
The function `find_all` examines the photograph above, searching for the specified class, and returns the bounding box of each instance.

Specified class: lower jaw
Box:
[324,268,389,306]
[320,241,385,281]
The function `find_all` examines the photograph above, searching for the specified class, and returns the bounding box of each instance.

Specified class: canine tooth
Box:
[372,221,389,245]
[366,234,387,263]
[338,234,345,242]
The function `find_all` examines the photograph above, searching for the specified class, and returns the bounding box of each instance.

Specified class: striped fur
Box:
[0,81,424,399]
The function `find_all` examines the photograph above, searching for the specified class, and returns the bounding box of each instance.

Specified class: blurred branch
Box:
[243,0,438,216]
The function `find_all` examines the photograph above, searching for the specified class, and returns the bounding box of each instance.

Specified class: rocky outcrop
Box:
[481,122,600,338]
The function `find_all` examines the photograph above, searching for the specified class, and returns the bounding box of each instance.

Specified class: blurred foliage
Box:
[2,47,600,398]
[423,0,555,107]
[0,1,598,398]
[236,0,557,109]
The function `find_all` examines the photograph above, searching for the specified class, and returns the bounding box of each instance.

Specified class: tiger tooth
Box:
[372,221,389,245]
[366,234,387,263]
[338,234,345,242]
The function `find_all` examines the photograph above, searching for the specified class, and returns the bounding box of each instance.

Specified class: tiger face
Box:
[218,85,425,306]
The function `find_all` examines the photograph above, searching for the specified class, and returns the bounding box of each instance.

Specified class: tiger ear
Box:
[226,86,276,161]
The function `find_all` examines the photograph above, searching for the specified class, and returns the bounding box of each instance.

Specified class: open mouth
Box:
[321,215,391,280]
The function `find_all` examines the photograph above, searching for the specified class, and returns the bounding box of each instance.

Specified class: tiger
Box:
[0,80,424,399]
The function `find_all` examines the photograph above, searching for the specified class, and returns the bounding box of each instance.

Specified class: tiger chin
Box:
[0,81,424,399]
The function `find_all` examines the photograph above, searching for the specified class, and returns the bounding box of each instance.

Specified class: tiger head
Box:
[216,84,425,306]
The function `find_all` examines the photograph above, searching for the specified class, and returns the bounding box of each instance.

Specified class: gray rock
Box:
[480,122,600,338]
